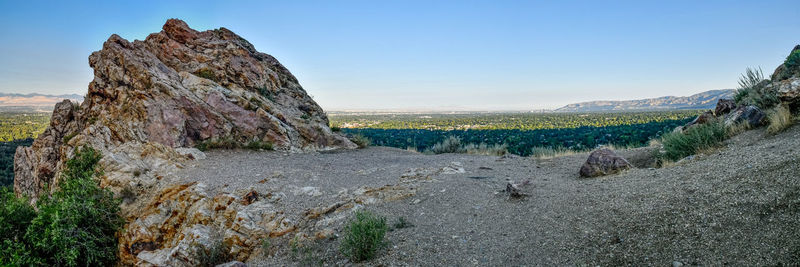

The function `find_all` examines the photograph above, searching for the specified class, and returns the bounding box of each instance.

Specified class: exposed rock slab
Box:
[723,105,766,128]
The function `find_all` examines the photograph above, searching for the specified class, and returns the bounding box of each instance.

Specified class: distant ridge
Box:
[0,92,83,111]
[555,89,734,112]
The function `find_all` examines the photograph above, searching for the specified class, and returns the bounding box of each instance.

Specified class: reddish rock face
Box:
[14,19,354,201]
[714,99,737,117]
[579,148,632,178]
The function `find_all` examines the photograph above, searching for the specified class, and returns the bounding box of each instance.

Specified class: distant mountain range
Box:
[555,89,735,112]
[0,93,83,112]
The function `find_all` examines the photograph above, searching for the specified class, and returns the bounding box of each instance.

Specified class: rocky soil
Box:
[173,123,800,266]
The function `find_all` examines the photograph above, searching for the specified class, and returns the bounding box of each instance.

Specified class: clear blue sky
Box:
[1,1,798,110]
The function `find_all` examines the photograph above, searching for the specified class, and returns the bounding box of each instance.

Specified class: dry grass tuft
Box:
[767,105,794,135]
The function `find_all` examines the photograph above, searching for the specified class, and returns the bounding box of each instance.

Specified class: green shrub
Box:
[659,120,727,161]
[330,126,341,132]
[193,239,231,267]
[0,146,125,266]
[244,140,273,151]
[195,68,216,81]
[430,136,464,154]
[734,67,779,110]
[785,49,800,69]
[340,210,388,262]
[350,134,371,148]
[0,187,40,266]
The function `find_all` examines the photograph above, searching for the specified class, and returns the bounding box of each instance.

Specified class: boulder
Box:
[681,110,715,131]
[723,105,767,128]
[714,98,737,117]
[579,148,632,177]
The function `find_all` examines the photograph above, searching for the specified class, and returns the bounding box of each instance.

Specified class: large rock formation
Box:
[15,19,354,202]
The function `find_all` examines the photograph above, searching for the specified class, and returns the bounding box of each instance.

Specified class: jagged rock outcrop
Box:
[579,148,632,177]
[14,19,354,202]
[13,19,357,265]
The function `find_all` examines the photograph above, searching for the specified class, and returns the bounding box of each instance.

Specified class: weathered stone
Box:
[714,98,737,117]
[723,105,767,128]
[772,77,800,109]
[14,19,355,202]
[579,148,632,177]
[682,110,715,131]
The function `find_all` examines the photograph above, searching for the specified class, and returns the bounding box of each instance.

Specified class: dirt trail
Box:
[175,125,800,266]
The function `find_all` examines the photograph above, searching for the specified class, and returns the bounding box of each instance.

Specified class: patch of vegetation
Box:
[0,146,124,266]
[392,217,413,230]
[193,239,231,267]
[301,113,311,121]
[530,146,582,159]
[427,136,508,155]
[430,135,464,154]
[340,210,388,262]
[785,48,800,69]
[258,87,275,102]
[658,120,727,161]
[195,68,216,81]
[196,138,274,151]
[261,238,271,257]
[464,143,508,156]
[767,105,795,135]
[62,132,78,143]
[244,140,273,151]
[349,134,371,148]
[330,125,341,132]
[120,184,137,204]
[734,67,779,110]
[336,111,698,156]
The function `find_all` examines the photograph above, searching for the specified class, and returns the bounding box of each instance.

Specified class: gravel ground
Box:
[175,124,800,266]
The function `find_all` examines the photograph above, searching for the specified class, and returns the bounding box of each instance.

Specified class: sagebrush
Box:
[340,210,388,262]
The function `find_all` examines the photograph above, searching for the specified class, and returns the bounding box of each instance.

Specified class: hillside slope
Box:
[173,123,799,266]
[556,89,734,112]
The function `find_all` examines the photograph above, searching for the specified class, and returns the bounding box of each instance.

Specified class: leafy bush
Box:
[430,135,464,154]
[350,134,371,148]
[734,67,779,110]
[659,120,727,161]
[330,125,341,132]
[340,210,388,262]
[767,105,795,134]
[0,146,124,266]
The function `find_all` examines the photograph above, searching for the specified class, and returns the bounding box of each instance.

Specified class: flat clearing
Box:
[176,124,800,266]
